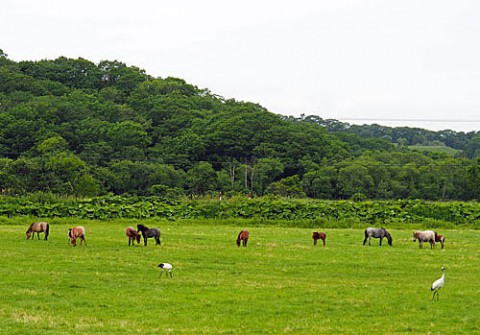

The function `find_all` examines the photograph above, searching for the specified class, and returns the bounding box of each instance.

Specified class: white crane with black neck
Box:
[431,266,445,301]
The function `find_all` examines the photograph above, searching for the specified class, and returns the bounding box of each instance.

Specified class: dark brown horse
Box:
[126,226,141,245]
[137,224,161,246]
[236,230,249,247]
[312,231,326,246]
[26,222,50,241]
[70,226,86,247]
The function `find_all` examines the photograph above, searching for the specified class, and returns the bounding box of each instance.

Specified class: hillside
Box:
[1,49,480,200]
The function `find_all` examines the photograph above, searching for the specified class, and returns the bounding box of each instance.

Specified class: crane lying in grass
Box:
[158,263,173,278]
[431,266,445,301]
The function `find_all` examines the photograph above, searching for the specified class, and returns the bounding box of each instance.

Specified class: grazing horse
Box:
[70,226,86,247]
[137,224,161,246]
[435,233,445,249]
[412,230,436,248]
[312,231,326,246]
[363,227,393,246]
[26,222,50,241]
[126,226,141,246]
[236,230,249,247]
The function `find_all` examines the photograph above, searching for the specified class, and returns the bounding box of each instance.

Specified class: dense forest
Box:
[1,49,480,201]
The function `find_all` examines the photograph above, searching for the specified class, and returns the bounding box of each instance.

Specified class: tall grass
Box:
[0,219,479,334]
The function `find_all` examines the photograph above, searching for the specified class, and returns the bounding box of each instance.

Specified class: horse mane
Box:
[137,224,148,232]
[236,231,242,243]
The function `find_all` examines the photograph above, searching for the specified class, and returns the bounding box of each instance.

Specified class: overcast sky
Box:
[2,0,480,132]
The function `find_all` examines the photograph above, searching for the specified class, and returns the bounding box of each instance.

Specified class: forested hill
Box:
[285,115,479,154]
[1,49,480,201]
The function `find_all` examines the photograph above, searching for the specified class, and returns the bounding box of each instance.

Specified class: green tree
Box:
[337,165,374,199]
[266,175,306,198]
[302,166,338,199]
[186,162,217,195]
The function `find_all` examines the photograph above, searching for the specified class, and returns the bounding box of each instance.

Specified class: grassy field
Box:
[0,218,479,334]
[408,144,460,157]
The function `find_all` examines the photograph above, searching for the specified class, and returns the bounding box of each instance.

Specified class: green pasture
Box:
[0,218,479,334]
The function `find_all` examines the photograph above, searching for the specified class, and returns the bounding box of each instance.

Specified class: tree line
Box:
[1,49,480,200]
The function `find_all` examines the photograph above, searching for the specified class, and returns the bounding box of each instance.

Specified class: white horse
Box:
[412,230,436,248]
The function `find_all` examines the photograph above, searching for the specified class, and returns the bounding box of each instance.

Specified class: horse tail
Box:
[363,229,369,245]
[45,223,50,240]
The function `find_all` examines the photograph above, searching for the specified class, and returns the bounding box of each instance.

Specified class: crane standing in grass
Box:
[158,263,173,278]
[431,266,445,301]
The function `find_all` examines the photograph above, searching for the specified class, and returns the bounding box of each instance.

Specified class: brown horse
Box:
[70,226,86,247]
[236,230,249,247]
[312,231,326,246]
[435,233,445,249]
[413,230,436,248]
[126,226,141,246]
[26,222,50,241]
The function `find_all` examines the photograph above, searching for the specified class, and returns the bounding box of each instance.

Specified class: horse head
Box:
[385,232,393,246]
[412,232,418,241]
[26,229,32,239]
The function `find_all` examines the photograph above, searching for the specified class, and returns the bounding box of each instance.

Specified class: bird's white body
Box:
[431,267,445,301]
[158,263,173,277]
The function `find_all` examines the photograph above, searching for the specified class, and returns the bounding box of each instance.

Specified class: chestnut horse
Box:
[412,230,436,248]
[236,230,249,247]
[312,231,326,246]
[26,221,50,241]
[70,226,86,247]
[435,233,445,249]
[126,226,141,246]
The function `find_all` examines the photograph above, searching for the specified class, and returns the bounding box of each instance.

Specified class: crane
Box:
[431,266,445,301]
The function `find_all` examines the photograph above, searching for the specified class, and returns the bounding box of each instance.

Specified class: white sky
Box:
[2,0,480,132]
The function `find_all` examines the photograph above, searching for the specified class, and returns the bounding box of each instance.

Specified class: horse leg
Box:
[322,238,325,246]
[363,236,367,245]
[379,237,383,246]
[155,237,160,245]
